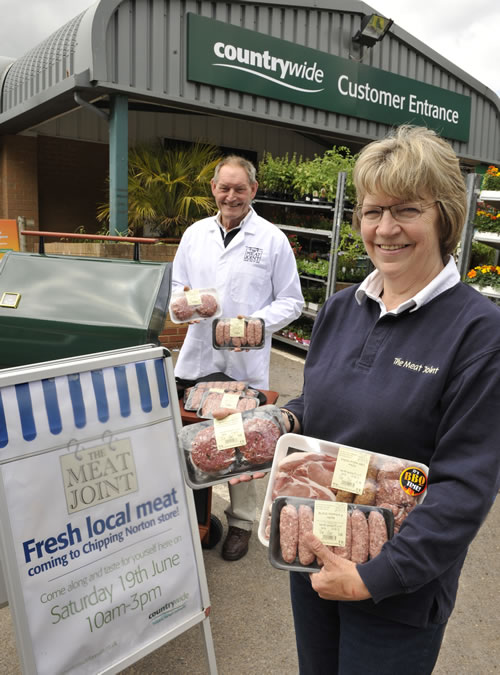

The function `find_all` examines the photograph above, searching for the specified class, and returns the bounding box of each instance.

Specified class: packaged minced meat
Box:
[177,405,285,488]
[196,389,259,419]
[258,433,428,547]
[169,287,222,324]
[183,380,249,411]
[212,317,265,349]
[268,495,394,573]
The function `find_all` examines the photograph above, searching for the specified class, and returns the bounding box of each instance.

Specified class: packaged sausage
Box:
[196,389,260,419]
[177,404,285,488]
[169,287,222,324]
[212,317,265,349]
[268,495,395,573]
[258,433,429,548]
[183,380,249,411]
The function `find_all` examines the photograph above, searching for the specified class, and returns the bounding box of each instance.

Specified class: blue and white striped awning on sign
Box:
[0,358,171,457]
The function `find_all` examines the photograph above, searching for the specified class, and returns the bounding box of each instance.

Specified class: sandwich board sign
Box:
[0,345,217,674]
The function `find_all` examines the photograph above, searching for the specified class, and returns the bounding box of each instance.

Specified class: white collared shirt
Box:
[355,255,460,317]
[215,206,254,238]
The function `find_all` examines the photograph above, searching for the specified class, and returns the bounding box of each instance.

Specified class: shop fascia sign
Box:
[187,14,471,142]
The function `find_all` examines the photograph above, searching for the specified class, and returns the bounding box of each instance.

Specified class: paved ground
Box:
[0,345,498,674]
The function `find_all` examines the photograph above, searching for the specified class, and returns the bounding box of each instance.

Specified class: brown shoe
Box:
[222,526,252,561]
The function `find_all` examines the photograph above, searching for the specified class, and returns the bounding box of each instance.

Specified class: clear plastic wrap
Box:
[184,380,249,412]
[258,433,429,547]
[212,317,265,349]
[268,496,395,573]
[168,287,222,324]
[177,405,285,488]
[196,389,260,419]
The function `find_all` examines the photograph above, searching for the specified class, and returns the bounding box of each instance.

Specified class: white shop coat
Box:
[172,207,303,389]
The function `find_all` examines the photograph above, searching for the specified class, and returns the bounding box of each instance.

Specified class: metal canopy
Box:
[0,0,498,165]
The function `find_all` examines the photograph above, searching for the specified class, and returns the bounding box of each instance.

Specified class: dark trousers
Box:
[290,572,447,675]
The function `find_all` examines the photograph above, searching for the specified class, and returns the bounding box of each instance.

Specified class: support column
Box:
[109,94,129,235]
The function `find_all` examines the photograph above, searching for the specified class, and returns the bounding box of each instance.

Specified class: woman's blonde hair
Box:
[353,125,467,257]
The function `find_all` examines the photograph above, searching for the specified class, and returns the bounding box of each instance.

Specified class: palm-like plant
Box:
[97,142,222,237]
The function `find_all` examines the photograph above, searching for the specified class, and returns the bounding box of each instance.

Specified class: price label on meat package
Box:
[229,318,245,337]
[185,289,202,305]
[313,501,348,547]
[331,446,371,495]
[220,392,240,409]
[213,413,246,450]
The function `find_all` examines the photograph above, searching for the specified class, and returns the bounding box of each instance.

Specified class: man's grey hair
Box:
[213,155,257,184]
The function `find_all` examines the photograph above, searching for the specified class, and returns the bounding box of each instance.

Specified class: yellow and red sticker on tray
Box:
[399,466,428,497]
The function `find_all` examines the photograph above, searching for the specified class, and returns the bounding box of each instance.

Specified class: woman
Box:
[230,125,500,673]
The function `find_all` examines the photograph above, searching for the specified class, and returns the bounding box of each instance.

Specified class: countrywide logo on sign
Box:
[187,14,471,142]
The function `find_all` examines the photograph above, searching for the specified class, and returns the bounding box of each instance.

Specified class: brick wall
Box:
[0,135,39,225]
[37,136,109,233]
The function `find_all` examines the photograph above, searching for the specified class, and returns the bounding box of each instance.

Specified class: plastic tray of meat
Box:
[196,389,260,419]
[168,287,222,324]
[177,405,285,489]
[268,496,395,573]
[258,433,429,548]
[184,380,249,412]
[212,317,265,349]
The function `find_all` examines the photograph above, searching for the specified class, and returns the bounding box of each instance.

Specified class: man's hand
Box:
[307,533,372,602]
[212,408,265,484]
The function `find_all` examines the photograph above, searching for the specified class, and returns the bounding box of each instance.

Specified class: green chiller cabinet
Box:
[0,251,172,368]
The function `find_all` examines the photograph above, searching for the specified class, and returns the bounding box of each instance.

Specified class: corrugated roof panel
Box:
[2,11,86,107]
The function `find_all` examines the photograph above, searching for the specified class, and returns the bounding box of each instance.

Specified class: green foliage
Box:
[293,146,357,202]
[337,222,367,267]
[474,204,500,234]
[336,222,372,282]
[97,142,222,237]
[482,166,500,191]
[470,240,496,268]
[257,152,301,198]
[296,257,329,278]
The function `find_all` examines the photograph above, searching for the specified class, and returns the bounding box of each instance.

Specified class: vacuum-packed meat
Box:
[190,426,236,473]
[170,295,195,321]
[350,509,369,564]
[239,417,281,464]
[280,504,299,563]
[298,504,315,566]
[368,510,388,559]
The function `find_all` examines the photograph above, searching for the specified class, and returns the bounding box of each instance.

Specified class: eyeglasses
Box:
[356,201,439,223]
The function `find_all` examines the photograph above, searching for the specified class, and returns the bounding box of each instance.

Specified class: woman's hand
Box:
[306,533,372,602]
[212,407,266,484]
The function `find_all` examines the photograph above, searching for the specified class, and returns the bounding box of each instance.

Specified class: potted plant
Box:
[286,233,303,257]
[97,141,221,237]
[336,223,372,282]
[481,165,500,191]
[293,147,358,204]
[465,264,500,297]
[474,203,500,234]
[470,240,496,268]
[293,159,318,202]
[257,152,300,200]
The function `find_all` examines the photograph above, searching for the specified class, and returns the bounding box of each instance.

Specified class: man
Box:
[172,155,303,560]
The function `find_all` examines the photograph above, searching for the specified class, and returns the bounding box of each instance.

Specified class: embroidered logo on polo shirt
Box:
[393,357,439,375]
[243,246,263,263]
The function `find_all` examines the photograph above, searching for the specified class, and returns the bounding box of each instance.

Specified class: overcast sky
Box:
[0,0,499,96]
